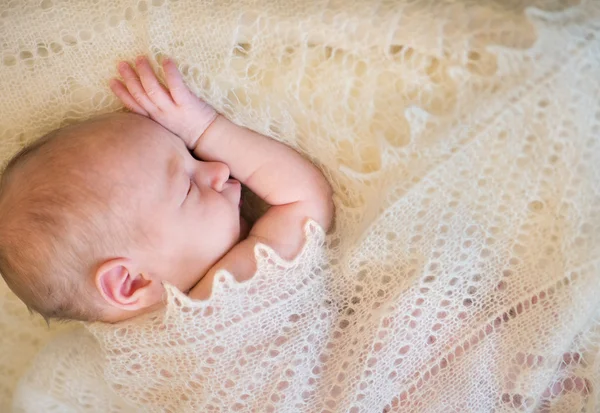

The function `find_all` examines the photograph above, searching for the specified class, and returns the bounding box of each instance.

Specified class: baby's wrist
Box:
[191,114,232,157]
[187,110,218,150]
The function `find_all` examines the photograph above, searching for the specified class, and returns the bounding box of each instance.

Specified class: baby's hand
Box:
[110,56,217,149]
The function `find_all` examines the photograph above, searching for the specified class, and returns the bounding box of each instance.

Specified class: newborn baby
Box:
[0,56,333,323]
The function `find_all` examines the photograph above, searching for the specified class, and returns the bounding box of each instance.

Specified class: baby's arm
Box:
[189,116,334,298]
[111,56,333,298]
[191,115,333,297]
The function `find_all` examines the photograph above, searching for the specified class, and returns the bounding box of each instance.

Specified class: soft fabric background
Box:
[1,0,599,411]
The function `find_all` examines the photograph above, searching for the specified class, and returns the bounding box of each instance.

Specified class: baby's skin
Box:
[99,56,334,322]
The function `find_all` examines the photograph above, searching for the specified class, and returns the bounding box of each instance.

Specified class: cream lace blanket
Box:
[2,0,600,411]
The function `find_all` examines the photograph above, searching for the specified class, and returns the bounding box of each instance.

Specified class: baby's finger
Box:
[109,79,149,116]
[117,61,159,114]
[163,58,193,104]
[135,56,174,110]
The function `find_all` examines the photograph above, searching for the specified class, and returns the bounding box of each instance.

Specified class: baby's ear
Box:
[95,258,160,311]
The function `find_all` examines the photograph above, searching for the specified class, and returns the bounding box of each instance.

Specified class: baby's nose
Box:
[203,161,230,192]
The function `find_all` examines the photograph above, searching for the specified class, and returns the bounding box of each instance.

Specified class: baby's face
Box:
[103,116,244,296]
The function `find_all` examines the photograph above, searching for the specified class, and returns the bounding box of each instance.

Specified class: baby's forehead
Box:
[95,114,183,158]
[59,114,180,167]
[12,114,175,188]
[83,116,189,191]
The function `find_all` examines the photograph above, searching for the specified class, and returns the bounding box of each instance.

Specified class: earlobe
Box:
[95,258,156,311]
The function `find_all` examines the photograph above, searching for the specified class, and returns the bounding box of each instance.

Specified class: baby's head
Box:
[0,113,243,323]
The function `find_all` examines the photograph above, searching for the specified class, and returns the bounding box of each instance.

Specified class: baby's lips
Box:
[224,178,242,207]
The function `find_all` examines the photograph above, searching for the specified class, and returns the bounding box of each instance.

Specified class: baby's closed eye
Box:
[180,178,192,206]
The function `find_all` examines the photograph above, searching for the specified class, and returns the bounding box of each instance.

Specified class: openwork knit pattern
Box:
[2,0,600,411]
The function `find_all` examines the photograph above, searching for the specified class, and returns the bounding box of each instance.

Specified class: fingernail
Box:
[118,61,128,70]
[135,55,145,64]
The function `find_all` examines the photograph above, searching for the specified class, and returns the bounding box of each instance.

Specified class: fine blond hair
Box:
[0,115,137,322]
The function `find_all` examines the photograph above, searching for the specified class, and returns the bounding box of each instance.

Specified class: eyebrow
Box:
[167,155,181,186]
